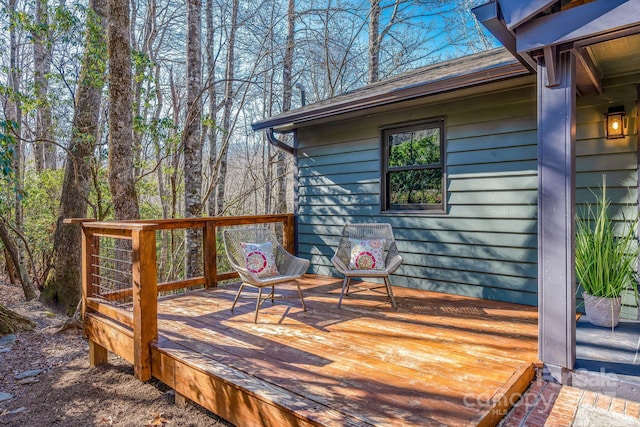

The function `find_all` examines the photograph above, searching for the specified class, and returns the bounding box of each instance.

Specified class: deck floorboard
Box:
[152,274,539,426]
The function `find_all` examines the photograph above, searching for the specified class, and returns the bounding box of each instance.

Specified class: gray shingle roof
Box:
[252,47,530,131]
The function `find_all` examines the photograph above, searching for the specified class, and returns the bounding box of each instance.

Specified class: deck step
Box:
[153,340,371,427]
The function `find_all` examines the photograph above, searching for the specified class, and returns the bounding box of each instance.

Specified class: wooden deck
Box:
[144,275,538,426]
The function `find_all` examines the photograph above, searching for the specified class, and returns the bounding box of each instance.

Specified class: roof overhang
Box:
[473,0,640,95]
[252,53,530,132]
[515,0,640,52]
[471,2,537,71]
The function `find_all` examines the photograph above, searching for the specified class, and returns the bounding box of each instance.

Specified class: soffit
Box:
[587,32,640,77]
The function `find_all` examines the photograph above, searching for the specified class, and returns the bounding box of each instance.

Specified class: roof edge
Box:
[252,58,531,131]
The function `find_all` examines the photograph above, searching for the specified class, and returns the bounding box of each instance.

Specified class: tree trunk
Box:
[184,0,203,277]
[4,249,17,285]
[40,0,108,315]
[276,0,296,214]
[8,0,26,290]
[215,0,238,216]
[205,0,218,217]
[33,0,54,171]
[0,305,35,335]
[368,0,381,84]
[107,0,140,220]
[130,0,154,182]
[0,220,36,301]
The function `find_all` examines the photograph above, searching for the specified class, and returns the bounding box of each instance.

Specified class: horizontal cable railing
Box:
[68,214,295,380]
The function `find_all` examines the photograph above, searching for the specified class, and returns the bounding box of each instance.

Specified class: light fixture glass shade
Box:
[605,107,625,139]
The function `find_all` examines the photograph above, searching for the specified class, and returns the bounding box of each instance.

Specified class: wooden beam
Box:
[571,46,602,94]
[537,50,577,380]
[215,271,239,282]
[84,313,134,363]
[89,340,109,367]
[174,392,187,409]
[131,228,158,381]
[473,363,536,427]
[283,215,295,254]
[516,0,640,53]
[543,45,558,87]
[157,276,207,293]
[63,218,97,224]
[497,0,556,31]
[472,3,539,72]
[203,221,217,287]
[86,298,133,328]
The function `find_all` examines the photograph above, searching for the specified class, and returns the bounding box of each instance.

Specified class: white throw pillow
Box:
[240,241,279,278]
[349,238,386,270]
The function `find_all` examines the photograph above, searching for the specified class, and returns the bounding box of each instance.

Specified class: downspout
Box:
[267,127,294,155]
[266,127,299,254]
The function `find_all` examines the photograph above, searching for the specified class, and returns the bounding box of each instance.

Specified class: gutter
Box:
[252,60,530,131]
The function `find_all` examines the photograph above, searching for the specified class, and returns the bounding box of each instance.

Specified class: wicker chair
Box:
[223,226,310,322]
[331,223,403,309]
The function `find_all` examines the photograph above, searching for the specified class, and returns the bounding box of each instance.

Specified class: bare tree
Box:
[1,0,32,301]
[184,0,203,276]
[0,219,35,300]
[41,0,108,314]
[107,0,139,220]
[214,0,238,216]
[276,0,296,213]
[33,0,55,170]
[204,0,219,217]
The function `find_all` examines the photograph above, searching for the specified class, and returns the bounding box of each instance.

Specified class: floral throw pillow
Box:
[348,238,386,270]
[240,241,279,278]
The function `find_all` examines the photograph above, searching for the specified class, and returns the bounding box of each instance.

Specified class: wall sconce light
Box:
[605,106,626,139]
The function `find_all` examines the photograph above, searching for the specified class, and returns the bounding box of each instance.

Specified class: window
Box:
[381,119,445,212]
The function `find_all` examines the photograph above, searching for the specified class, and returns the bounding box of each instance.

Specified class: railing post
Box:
[203,220,217,288]
[131,227,157,381]
[283,214,295,254]
[82,227,108,366]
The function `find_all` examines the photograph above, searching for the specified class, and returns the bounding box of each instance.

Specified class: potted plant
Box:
[575,178,638,328]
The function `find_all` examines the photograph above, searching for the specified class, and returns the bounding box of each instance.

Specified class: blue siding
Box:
[295,75,639,310]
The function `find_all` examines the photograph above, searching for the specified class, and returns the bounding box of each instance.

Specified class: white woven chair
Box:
[331,223,402,309]
[223,226,310,322]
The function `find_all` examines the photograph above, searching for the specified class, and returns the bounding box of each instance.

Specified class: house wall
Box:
[295,75,639,309]
[576,73,639,319]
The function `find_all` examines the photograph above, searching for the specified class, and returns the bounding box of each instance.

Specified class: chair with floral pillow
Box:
[223,226,310,322]
[331,223,402,309]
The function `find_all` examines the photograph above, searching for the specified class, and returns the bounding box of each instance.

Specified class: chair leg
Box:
[384,277,397,309]
[271,284,275,304]
[231,283,245,312]
[344,277,352,296]
[337,277,350,308]
[296,281,307,312]
[254,287,263,323]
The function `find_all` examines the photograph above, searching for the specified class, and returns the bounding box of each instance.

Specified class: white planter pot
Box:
[583,292,622,328]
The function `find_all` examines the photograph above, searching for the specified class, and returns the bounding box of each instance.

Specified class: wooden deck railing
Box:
[68,214,295,381]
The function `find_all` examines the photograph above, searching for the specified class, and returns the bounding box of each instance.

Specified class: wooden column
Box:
[283,214,295,254]
[132,226,158,381]
[203,220,217,287]
[537,50,577,381]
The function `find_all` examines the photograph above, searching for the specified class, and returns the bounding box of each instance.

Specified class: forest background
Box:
[0,0,495,318]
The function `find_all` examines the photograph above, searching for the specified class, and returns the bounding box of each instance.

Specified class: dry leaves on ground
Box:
[0,280,232,426]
